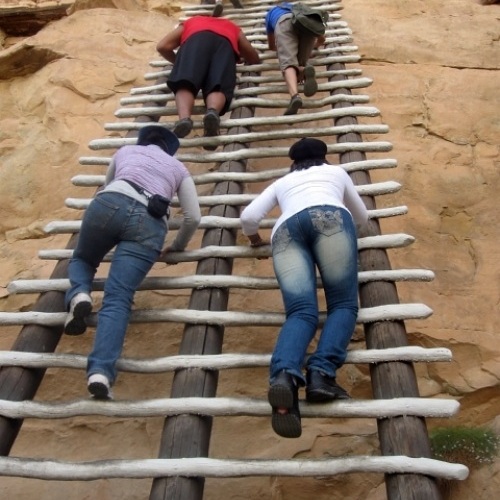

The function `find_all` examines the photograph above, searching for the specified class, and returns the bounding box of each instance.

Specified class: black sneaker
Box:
[212,1,223,17]
[203,108,220,151]
[230,0,244,8]
[305,370,350,403]
[268,371,302,438]
[303,65,318,97]
[284,94,303,115]
[172,117,193,138]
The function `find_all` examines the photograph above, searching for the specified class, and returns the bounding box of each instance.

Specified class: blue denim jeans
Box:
[270,205,359,385]
[65,192,167,384]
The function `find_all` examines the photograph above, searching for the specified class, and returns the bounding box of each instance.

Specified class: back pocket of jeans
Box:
[271,223,292,255]
[85,195,121,230]
[310,207,344,236]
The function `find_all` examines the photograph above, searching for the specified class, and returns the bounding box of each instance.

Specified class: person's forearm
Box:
[158,49,176,64]
[156,26,182,64]
[104,159,116,186]
[170,177,201,251]
[170,216,199,251]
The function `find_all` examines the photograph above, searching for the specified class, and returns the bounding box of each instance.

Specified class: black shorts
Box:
[167,31,238,116]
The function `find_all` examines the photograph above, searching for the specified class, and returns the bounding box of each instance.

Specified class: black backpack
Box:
[291,3,329,37]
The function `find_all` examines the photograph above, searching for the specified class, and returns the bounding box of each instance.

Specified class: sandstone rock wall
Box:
[0,1,498,498]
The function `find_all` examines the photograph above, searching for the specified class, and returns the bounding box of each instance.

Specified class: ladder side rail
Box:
[0,234,77,456]
[326,36,442,499]
[149,64,262,500]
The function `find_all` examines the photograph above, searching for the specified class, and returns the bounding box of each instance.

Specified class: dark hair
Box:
[290,158,330,172]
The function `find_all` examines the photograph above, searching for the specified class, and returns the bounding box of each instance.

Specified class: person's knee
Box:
[174,82,197,97]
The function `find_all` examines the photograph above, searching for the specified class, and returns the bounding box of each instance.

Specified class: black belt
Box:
[124,180,149,197]
[123,180,170,220]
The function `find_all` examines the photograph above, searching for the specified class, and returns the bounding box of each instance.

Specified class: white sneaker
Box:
[64,293,92,335]
[87,373,113,400]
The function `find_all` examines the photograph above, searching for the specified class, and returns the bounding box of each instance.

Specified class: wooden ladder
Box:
[0,1,468,499]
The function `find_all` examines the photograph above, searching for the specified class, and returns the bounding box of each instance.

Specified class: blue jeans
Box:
[270,206,359,385]
[65,192,167,384]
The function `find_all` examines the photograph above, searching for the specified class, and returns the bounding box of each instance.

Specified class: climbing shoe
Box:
[172,117,193,138]
[268,371,302,438]
[212,1,224,17]
[303,65,318,97]
[305,370,350,403]
[284,94,303,115]
[64,292,92,335]
[88,373,113,400]
[203,108,220,151]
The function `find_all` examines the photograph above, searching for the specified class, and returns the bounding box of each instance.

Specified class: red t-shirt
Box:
[180,16,241,56]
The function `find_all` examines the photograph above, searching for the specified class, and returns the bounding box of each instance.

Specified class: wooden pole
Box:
[149,86,257,499]
[327,47,442,499]
[0,234,77,456]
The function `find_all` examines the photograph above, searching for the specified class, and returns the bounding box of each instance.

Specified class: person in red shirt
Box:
[157,16,260,150]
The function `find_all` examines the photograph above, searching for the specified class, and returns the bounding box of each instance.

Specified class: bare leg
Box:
[283,66,299,98]
[203,92,226,151]
[283,67,302,115]
[173,89,195,138]
[205,91,226,114]
[175,89,195,120]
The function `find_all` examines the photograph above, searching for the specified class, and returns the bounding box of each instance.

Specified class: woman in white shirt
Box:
[240,138,368,438]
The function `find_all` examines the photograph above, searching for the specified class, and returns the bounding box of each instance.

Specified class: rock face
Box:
[0,1,72,37]
[0,0,498,499]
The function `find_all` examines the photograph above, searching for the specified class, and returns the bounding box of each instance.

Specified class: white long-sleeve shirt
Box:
[240,164,368,238]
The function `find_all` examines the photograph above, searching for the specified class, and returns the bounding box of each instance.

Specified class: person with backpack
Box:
[64,125,201,399]
[240,138,368,438]
[265,2,327,115]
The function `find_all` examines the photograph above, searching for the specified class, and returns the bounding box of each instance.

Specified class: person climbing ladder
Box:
[64,125,201,399]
